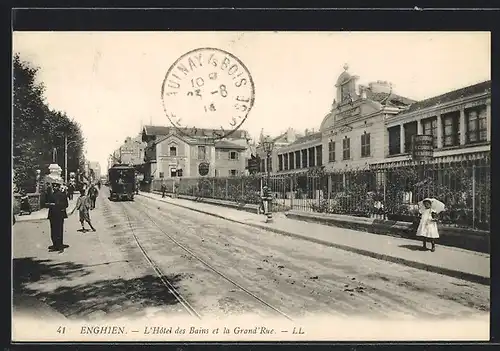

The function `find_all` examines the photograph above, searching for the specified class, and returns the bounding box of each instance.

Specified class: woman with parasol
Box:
[416,198,445,252]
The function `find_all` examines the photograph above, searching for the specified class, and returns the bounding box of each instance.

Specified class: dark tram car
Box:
[108,165,136,201]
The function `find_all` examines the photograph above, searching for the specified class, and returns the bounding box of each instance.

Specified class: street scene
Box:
[12,32,490,341]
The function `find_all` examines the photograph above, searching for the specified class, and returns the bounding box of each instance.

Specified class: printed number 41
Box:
[57,326,66,334]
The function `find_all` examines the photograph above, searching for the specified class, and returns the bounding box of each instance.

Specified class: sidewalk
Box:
[14,197,79,223]
[139,192,490,286]
[12,195,147,323]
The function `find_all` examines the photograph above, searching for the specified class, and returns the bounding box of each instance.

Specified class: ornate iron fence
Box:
[149,158,490,230]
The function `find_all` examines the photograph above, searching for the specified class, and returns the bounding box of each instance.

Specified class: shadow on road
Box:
[398,244,427,252]
[13,257,92,288]
[13,257,184,319]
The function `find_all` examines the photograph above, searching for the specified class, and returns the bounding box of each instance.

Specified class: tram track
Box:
[120,204,202,319]
[116,199,294,321]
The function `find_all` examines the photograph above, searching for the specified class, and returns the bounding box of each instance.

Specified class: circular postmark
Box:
[161,48,255,141]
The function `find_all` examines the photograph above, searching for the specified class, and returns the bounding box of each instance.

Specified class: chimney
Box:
[304,128,309,136]
[286,128,296,143]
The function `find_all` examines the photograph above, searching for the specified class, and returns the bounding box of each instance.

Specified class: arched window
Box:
[170,146,177,156]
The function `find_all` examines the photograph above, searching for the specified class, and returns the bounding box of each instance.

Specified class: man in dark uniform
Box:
[88,184,98,210]
[46,180,69,253]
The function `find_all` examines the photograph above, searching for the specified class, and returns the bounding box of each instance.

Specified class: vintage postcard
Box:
[12,31,490,342]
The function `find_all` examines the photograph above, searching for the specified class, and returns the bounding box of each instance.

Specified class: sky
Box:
[13,31,490,171]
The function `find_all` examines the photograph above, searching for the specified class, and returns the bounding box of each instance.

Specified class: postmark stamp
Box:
[161,48,255,141]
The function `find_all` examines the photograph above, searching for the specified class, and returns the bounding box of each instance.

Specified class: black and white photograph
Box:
[12,30,490,341]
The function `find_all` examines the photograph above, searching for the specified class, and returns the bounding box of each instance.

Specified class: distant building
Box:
[252,128,304,175]
[141,125,250,179]
[88,161,101,181]
[111,135,146,167]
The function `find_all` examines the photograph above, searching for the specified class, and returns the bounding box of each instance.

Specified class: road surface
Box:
[13,187,489,321]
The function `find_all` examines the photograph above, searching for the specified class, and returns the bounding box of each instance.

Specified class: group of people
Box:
[46,180,99,253]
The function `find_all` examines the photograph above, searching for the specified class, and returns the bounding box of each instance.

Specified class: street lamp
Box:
[64,134,80,184]
[262,136,275,223]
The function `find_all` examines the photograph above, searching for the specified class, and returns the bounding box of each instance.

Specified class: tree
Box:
[13,53,86,192]
[13,54,46,191]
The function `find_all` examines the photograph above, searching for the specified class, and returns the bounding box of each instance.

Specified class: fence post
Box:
[383,169,387,220]
[225,178,228,199]
[472,164,476,229]
[316,176,320,207]
[327,174,332,201]
[241,178,245,199]
[212,178,215,199]
[290,176,294,209]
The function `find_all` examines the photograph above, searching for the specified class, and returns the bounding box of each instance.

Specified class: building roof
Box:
[286,131,322,147]
[404,80,491,114]
[365,90,416,107]
[142,125,171,136]
[214,140,247,150]
[270,131,304,144]
[142,125,248,139]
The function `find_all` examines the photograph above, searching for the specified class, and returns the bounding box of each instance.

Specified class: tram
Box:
[108,164,136,201]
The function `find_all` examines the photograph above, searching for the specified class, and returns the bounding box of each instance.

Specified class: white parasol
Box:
[418,198,446,214]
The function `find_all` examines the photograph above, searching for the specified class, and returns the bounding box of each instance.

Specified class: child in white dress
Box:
[416,199,439,252]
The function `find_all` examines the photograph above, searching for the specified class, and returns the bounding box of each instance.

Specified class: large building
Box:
[374,80,491,168]
[141,125,251,180]
[273,65,415,174]
[269,65,490,174]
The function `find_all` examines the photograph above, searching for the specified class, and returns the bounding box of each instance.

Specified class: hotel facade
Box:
[267,66,490,174]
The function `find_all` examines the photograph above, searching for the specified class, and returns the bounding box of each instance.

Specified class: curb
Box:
[286,211,490,254]
[15,217,48,223]
[139,193,490,286]
[151,191,260,215]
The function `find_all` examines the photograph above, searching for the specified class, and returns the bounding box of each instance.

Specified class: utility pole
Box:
[65,134,68,184]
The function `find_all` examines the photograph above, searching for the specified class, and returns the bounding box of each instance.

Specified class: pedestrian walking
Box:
[46,180,69,253]
[88,184,99,210]
[67,182,75,200]
[70,189,96,232]
[161,182,166,198]
[416,198,445,252]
